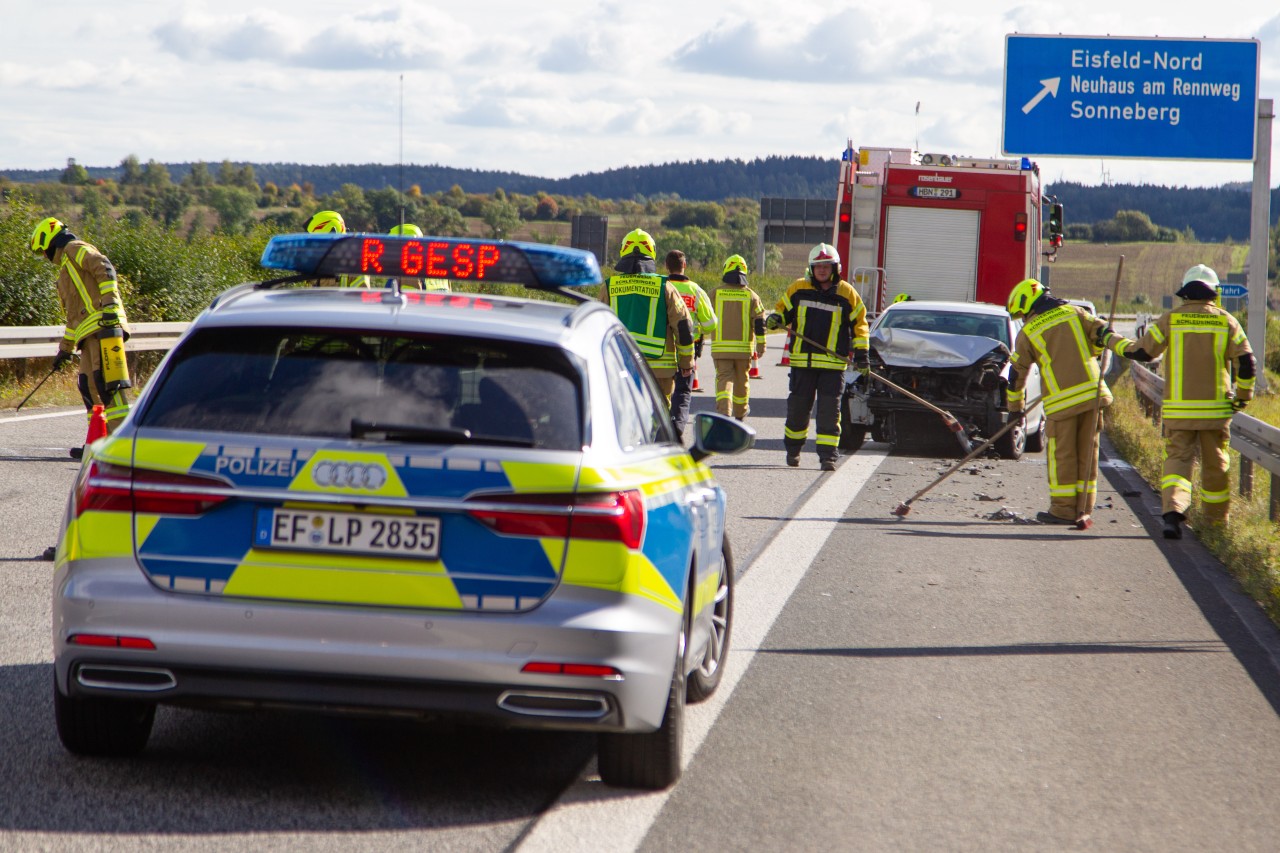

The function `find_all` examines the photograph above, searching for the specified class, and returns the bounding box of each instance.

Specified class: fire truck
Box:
[832,141,1061,313]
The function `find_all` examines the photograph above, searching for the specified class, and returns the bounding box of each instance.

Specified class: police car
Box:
[51,233,754,790]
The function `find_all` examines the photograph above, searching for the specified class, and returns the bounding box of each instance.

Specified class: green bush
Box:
[0,195,64,326]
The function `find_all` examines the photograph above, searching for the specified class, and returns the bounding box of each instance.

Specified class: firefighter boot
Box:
[1162,511,1184,540]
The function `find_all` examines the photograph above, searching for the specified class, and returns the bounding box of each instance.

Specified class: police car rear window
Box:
[139,327,584,450]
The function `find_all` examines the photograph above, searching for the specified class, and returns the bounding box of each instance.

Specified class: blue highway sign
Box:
[1218,283,1248,298]
[1003,35,1259,160]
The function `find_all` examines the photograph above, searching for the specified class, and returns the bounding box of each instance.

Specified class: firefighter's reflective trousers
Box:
[653,368,693,438]
[714,354,751,419]
[77,330,130,435]
[1045,408,1103,521]
[784,367,842,461]
[1161,423,1232,521]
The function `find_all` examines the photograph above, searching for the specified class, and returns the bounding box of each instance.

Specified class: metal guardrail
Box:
[0,322,189,359]
[1130,361,1280,522]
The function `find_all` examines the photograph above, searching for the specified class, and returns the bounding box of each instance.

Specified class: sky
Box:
[3,0,1278,190]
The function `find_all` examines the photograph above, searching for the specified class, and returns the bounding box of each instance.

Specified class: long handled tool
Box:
[16,364,61,412]
[1075,255,1126,530]
[891,394,1043,517]
[783,325,974,454]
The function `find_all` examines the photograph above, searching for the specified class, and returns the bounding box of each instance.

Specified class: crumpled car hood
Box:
[870,327,1007,368]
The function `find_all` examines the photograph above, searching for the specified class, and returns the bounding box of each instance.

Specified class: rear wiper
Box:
[350,419,536,447]
[465,433,537,448]
[351,419,471,443]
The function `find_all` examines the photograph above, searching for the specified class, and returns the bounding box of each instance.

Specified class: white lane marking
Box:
[516,450,887,853]
[0,409,83,424]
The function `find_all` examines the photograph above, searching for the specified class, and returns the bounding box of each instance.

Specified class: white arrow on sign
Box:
[1021,77,1061,114]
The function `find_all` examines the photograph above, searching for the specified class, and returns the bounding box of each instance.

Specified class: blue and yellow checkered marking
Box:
[75,434,710,616]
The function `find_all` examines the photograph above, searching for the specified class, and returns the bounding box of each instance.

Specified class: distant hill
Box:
[4,157,1277,241]
[0,156,838,203]
[1044,181,1280,243]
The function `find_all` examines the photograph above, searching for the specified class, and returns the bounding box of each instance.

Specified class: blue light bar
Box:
[260,234,601,290]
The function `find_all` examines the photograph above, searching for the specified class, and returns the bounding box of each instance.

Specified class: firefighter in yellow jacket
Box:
[1006,278,1137,526]
[1123,264,1256,539]
[597,229,694,432]
[767,244,869,471]
[710,255,767,420]
[652,249,716,439]
[389,223,451,292]
[29,217,132,436]
[306,210,371,287]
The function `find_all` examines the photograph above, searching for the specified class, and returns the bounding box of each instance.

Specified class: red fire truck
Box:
[833,141,1058,313]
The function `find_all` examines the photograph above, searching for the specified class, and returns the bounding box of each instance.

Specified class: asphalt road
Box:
[4,335,1280,852]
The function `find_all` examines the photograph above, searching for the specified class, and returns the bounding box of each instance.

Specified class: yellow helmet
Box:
[30,217,65,253]
[306,210,346,234]
[1006,278,1045,318]
[722,254,749,276]
[892,292,912,304]
[390,223,423,237]
[619,228,656,259]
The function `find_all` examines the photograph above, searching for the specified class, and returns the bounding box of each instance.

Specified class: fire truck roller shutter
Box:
[883,206,980,303]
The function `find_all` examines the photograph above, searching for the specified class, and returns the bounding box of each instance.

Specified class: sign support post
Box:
[1248,98,1272,394]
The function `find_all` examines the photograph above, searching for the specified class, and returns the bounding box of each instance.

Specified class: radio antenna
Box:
[398,73,405,229]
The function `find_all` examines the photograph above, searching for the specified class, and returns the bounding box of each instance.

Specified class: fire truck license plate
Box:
[255,509,441,559]
[914,187,958,199]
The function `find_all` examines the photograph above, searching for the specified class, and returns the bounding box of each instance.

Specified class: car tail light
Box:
[467,490,645,549]
[521,661,623,679]
[68,633,156,650]
[74,460,230,518]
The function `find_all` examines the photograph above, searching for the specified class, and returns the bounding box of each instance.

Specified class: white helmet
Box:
[808,243,840,267]
[1180,264,1219,291]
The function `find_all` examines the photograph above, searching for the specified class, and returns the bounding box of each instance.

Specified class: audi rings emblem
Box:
[312,461,388,490]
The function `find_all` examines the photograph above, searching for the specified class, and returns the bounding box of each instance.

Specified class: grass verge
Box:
[1106,371,1280,626]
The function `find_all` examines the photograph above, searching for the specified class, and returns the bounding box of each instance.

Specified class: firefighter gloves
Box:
[52,351,73,371]
[765,312,784,331]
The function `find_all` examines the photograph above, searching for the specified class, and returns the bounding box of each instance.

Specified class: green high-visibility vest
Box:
[608,273,668,359]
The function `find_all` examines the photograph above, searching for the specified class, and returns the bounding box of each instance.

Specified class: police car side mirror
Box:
[690,413,756,462]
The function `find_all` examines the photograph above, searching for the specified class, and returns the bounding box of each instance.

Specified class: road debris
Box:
[984,506,1037,523]
[975,492,1005,502]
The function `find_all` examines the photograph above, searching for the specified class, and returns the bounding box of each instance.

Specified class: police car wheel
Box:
[54,677,155,757]
[688,540,734,703]
[597,588,689,789]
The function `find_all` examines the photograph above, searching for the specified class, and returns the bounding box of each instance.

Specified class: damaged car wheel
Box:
[995,417,1026,460]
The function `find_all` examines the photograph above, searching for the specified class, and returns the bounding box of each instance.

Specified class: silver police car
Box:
[52,233,753,790]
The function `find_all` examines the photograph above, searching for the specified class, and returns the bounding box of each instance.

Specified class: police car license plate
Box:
[255,509,441,559]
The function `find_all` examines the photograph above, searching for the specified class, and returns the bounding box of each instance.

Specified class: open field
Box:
[1037,241,1253,308]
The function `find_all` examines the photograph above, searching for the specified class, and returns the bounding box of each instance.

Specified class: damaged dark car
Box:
[840,300,1045,459]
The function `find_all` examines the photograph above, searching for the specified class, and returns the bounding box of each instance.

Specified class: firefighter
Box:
[1005,278,1137,526]
[388,223,451,292]
[1122,264,1255,539]
[653,250,716,434]
[29,217,132,438]
[305,210,370,287]
[710,254,767,419]
[597,229,695,436]
[766,243,868,471]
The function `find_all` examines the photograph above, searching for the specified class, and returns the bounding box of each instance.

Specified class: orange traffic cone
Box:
[85,404,108,444]
[691,364,703,392]
[777,333,792,367]
[748,354,761,379]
